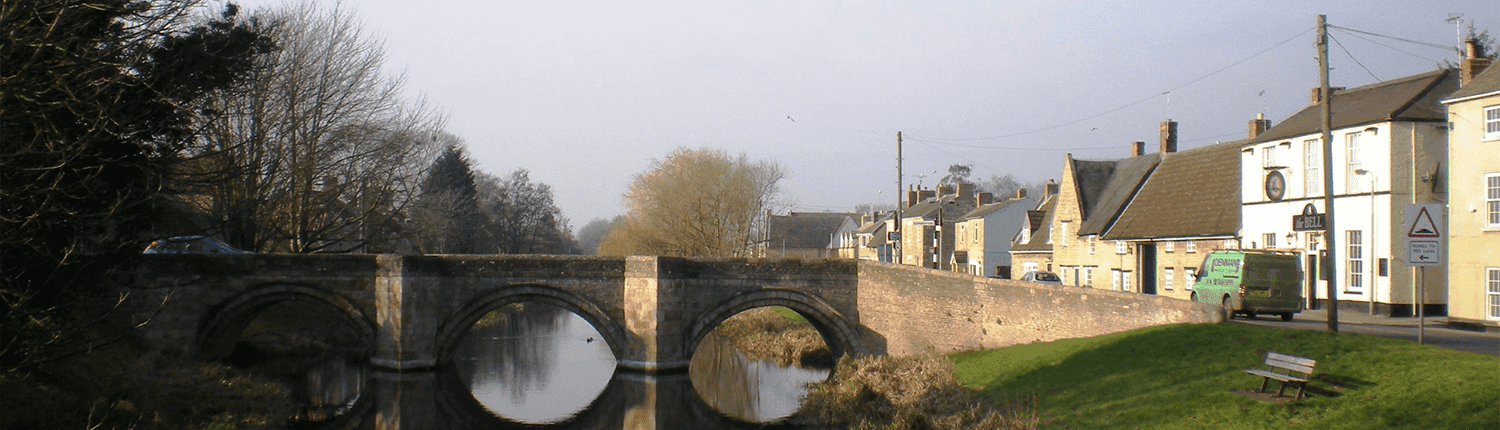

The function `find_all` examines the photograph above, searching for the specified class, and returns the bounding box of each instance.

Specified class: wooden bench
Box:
[1244,351,1316,400]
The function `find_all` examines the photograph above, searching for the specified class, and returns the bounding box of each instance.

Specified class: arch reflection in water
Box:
[689,306,832,423]
[451,303,616,424]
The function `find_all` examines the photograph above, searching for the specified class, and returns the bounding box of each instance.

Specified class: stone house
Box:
[763,212,857,259]
[1009,183,1059,277]
[839,211,896,262]
[1242,69,1456,316]
[1050,128,1164,289]
[952,191,1035,278]
[899,184,978,269]
[1439,41,1498,328]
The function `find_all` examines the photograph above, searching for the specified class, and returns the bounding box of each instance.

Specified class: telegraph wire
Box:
[1330,27,1442,65]
[1328,32,1383,81]
[1328,25,1454,51]
[910,27,1313,145]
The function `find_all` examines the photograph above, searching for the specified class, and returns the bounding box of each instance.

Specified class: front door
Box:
[1140,243,1157,295]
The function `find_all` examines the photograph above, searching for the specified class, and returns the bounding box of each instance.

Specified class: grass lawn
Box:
[950,323,1500,429]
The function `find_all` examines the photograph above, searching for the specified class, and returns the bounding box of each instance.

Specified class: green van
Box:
[1189,250,1303,321]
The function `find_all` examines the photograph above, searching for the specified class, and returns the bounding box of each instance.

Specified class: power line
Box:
[1328,25,1454,51]
[1330,27,1442,65]
[905,137,1120,151]
[1328,32,1382,81]
[910,27,1313,145]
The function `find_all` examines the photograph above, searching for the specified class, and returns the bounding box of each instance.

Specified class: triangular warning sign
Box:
[1407,207,1440,237]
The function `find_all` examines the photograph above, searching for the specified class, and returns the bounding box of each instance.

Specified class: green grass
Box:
[771,305,810,323]
[950,323,1500,429]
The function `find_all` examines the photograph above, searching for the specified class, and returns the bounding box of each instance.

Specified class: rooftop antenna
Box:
[1446,13,1464,49]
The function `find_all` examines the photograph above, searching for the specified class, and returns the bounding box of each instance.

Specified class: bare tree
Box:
[477,169,577,254]
[598,148,787,257]
[575,216,624,255]
[185,0,442,253]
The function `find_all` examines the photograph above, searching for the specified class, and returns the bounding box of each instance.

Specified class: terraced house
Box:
[1440,40,1498,329]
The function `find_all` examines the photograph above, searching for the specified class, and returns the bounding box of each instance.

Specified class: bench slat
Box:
[1266,352,1316,367]
[1245,368,1307,382]
[1264,358,1315,375]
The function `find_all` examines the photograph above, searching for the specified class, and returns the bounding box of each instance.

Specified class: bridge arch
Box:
[197,284,376,359]
[684,289,863,365]
[434,284,627,367]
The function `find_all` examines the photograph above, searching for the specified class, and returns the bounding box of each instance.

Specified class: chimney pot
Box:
[1159,120,1178,154]
[1131,141,1145,157]
[1248,113,1272,139]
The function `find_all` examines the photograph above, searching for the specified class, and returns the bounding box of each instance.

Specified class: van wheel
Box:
[1245,311,1258,318]
[1190,292,1198,303]
[1222,295,1234,319]
[1280,313,1294,322]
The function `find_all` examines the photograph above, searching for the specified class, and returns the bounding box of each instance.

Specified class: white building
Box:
[1241,70,1455,316]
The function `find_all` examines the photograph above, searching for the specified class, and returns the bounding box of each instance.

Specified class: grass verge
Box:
[951,322,1500,429]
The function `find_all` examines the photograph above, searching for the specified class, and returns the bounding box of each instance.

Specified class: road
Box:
[1230,309,1500,357]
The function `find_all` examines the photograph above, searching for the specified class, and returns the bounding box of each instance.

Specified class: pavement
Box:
[1230,308,1500,357]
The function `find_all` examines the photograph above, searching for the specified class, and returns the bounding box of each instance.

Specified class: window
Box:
[1185,268,1197,290]
[973,224,981,244]
[1023,261,1038,273]
[1164,268,1175,290]
[1112,269,1122,291]
[1347,230,1364,292]
[1225,238,1238,249]
[1487,174,1500,229]
[1346,132,1364,193]
[1186,241,1197,253]
[1122,271,1133,292]
[1060,266,1070,284]
[1262,144,1278,167]
[1488,268,1500,319]
[1305,139,1322,196]
[1060,222,1070,246]
[1486,105,1500,140]
[1083,267,1094,287]
[1116,241,1128,254]
[1263,233,1276,249]
[1088,236,1096,254]
[1164,241,1174,252]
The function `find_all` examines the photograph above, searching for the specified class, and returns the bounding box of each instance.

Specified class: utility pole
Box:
[1318,15,1340,333]
[895,131,903,265]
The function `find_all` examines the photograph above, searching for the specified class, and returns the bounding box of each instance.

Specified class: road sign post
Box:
[1403,203,1444,344]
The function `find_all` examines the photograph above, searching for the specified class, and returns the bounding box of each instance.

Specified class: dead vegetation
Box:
[793,353,1038,430]
[712,307,835,367]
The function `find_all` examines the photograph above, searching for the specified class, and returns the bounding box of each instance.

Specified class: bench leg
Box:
[1293,383,1306,401]
[1276,381,1289,397]
[1259,377,1271,393]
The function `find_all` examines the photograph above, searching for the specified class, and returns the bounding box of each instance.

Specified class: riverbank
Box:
[713,307,835,367]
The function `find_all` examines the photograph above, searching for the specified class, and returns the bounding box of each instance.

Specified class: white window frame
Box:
[1083,267,1094,287]
[1347,230,1364,293]
[1225,238,1238,249]
[1164,268,1175,290]
[1305,139,1322,197]
[1164,241,1174,252]
[1487,173,1500,230]
[1185,241,1197,253]
[1112,269,1122,291]
[1485,105,1500,141]
[1088,236,1096,254]
[1116,241,1128,254]
[1059,221,1070,246]
[1346,132,1364,193]
[1022,261,1038,273]
[1263,233,1276,249]
[1487,267,1500,320]
[1262,144,1278,168]
[1122,271,1132,292]
[1185,268,1197,290]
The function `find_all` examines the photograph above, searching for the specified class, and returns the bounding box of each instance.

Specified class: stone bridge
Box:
[116,254,1220,372]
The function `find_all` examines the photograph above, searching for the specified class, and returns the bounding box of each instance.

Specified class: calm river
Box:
[280,304,828,429]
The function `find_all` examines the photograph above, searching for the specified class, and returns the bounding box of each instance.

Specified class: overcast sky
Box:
[229,0,1495,230]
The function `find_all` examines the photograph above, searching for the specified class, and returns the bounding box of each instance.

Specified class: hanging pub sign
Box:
[1292,203,1325,231]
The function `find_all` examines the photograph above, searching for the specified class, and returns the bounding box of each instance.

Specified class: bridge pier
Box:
[619,256,691,372]
[371,255,440,370]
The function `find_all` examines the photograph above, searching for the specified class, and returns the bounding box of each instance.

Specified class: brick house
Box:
[1439,40,1498,328]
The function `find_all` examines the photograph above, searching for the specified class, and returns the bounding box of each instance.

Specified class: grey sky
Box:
[231,0,1495,230]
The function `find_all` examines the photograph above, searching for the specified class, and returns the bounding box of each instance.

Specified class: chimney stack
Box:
[957,182,975,201]
[1462,38,1492,87]
[1248,113,1272,139]
[1016,188,1028,199]
[1159,120,1178,154]
[918,189,937,202]
[907,187,918,208]
[1131,141,1145,157]
[977,192,993,206]
[1044,179,1059,199]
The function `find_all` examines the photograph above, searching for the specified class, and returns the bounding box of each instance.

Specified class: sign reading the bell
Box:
[1292,203,1325,231]
[1403,203,1444,267]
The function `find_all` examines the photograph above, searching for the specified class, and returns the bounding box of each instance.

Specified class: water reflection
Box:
[452,304,616,423]
[285,303,828,428]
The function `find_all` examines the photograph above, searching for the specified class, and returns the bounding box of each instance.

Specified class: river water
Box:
[278,304,829,429]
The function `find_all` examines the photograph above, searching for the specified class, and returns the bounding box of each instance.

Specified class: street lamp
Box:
[1354,168,1377,315]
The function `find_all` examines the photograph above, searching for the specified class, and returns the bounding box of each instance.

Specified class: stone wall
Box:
[856,260,1221,356]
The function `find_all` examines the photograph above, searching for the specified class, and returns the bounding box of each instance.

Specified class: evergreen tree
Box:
[413,145,485,253]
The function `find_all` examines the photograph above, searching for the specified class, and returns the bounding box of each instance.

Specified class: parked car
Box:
[1189,250,1302,321]
[143,236,249,254]
[1020,270,1062,284]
